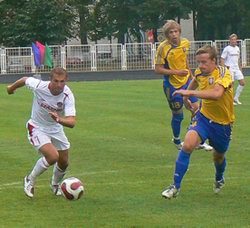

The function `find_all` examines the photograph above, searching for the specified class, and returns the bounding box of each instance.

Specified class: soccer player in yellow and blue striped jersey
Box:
[155,20,212,151]
[162,45,235,199]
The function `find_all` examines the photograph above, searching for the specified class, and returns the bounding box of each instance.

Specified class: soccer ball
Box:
[60,177,84,200]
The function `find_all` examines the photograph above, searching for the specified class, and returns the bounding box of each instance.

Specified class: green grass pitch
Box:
[0,78,249,227]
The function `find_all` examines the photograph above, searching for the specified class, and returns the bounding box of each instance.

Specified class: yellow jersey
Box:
[155,38,190,88]
[194,66,235,125]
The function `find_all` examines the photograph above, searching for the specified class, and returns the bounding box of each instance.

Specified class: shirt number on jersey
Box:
[170,101,181,111]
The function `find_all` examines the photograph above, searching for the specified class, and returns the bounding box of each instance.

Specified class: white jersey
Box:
[221,45,241,69]
[25,77,76,132]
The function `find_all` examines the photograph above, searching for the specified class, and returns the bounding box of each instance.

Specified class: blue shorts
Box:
[189,112,232,153]
[163,79,198,111]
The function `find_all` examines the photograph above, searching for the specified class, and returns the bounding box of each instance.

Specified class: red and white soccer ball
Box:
[60,177,84,200]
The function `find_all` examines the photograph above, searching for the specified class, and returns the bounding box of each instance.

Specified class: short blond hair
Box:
[50,67,68,79]
[229,33,238,39]
[162,20,181,38]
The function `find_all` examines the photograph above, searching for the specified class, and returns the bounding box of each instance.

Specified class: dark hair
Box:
[50,67,68,79]
[196,45,218,63]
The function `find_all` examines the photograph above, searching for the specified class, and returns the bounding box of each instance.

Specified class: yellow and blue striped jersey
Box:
[194,66,235,125]
[155,38,190,88]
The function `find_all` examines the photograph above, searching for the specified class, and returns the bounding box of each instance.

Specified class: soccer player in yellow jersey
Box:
[154,20,212,151]
[162,45,235,199]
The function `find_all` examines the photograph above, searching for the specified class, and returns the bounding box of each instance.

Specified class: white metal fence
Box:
[1,40,250,75]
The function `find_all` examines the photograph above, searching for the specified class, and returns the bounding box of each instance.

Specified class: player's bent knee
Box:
[47,153,60,165]
[39,143,60,165]
[45,152,59,165]
[182,143,195,153]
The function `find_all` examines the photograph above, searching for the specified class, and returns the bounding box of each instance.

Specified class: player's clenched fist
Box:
[49,112,60,123]
[7,85,15,94]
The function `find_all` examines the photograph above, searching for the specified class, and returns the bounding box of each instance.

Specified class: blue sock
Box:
[171,113,184,143]
[174,150,190,189]
[215,158,226,181]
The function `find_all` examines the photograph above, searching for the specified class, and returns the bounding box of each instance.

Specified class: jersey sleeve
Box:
[221,47,228,59]
[154,43,166,65]
[25,77,41,91]
[64,93,76,116]
[216,68,232,88]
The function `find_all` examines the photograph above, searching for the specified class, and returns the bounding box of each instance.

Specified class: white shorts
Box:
[26,122,70,151]
[229,68,244,81]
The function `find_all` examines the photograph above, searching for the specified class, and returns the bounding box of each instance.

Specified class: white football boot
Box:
[196,142,213,151]
[162,185,180,199]
[213,178,225,194]
[24,176,34,198]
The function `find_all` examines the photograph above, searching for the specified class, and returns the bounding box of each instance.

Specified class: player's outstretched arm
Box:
[7,77,28,95]
[174,84,225,100]
[49,112,76,128]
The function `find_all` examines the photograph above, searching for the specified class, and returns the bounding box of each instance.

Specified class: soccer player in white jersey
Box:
[7,67,76,198]
[221,33,245,105]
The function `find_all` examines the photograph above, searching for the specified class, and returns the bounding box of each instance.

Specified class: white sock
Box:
[28,157,50,185]
[51,163,66,186]
[234,85,244,101]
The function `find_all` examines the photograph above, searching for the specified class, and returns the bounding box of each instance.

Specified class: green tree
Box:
[88,0,110,43]
[139,0,191,42]
[190,0,232,40]
[231,0,250,39]
[95,0,142,44]
[0,0,76,46]
[68,0,93,44]
[187,0,250,40]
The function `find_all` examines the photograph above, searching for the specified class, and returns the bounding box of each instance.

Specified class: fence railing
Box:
[1,39,250,75]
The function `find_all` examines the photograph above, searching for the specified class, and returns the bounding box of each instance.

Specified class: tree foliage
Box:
[139,0,191,42]
[1,0,250,46]
[68,0,93,44]
[99,0,142,44]
[87,0,110,43]
[188,0,250,40]
[0,0,76,46]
